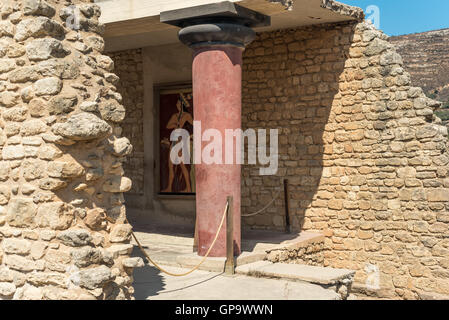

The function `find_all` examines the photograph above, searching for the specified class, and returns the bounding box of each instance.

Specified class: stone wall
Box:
[241,22,449,299]
[109,49,144,196]
[265,237,324,266]
[0,0,141,300]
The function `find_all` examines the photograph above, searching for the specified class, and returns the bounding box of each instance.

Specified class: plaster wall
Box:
[111,43,196,225]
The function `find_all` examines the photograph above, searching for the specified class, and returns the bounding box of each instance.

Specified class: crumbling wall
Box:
[0,0,141,300]
[242,21,449,299]
[109,49,144,196]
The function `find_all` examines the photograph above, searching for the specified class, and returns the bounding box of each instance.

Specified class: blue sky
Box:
[339,0,449,36]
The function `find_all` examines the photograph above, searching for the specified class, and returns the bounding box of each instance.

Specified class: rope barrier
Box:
[128,184,283,276]
[241,188,282,217]
[127,201,229,277]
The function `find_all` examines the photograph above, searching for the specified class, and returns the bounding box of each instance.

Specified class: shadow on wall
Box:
[241,22,355,232]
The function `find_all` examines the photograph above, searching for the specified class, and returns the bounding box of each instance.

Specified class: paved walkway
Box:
[131,249,341,300]
[128,218,344,300]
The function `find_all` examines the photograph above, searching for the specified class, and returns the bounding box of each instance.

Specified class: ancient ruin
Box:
[0,0,141,300]
[0,0,448,300]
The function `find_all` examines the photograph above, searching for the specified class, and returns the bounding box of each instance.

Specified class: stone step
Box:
[253,231,325,265]
[236,261,355,299]
[236,261,355,285]
[131,229,328,274]
[242,231,324,253]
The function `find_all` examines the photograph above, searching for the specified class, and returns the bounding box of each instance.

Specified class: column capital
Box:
[160,1,270,48]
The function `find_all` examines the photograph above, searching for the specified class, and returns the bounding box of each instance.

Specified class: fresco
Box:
[159,90,195,194]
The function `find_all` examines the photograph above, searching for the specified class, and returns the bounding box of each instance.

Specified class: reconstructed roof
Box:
[95,0,364,52]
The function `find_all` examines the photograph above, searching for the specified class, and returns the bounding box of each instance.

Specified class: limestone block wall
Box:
[242,22,449,299]
[0,0,141,300]
[266,238,325,266]
[109,49,144,196]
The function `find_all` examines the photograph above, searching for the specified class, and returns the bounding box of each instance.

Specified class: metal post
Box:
[283,179,291,233]
[225,196,235,275]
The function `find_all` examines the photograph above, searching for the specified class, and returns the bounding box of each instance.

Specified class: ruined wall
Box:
[0,0,142,300]
[242,22,449,299]
[390,28,449,103]
[109,49,144,196]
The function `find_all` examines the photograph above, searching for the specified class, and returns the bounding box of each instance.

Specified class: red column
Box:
[193,46,242,257]
[160,2,268,258]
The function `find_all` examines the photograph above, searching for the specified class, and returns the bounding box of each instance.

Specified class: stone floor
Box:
[129,220,323,269]
[131,251,341,300]
[128,214,351,300]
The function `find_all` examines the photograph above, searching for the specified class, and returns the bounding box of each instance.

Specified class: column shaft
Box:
[193,46,242,257]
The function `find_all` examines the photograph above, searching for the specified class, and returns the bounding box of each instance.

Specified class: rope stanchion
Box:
[126,201,229,277]
[128,182,285,275]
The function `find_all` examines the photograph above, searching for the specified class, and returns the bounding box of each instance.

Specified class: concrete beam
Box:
[98,0,364,52]
[160,1,271,28]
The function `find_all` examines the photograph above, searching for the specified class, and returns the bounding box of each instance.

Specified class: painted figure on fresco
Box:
[160,92,195,193]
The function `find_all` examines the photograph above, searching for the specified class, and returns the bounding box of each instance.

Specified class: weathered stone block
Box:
[77,265,113,290]
[52,112,111,141]
[99,101,126,123]
[27,272,67,288]
[35,202,73,230]
[112,137,133,157]
[39,178,67,191]
[0,282,16,297]
[26,38,68,61]
[71,247,111,268]
[122,257,144,268]
[0,59,15,73]
[0,186,11,205]
[34,77,62,96]
[23,0,56,18]
[57,229,92,247]
[84,208,106,231]
[103,177,132,193]
[44,249,71,272]
[97,55,114,71]
[15,17,64,42]
[85,35,105,52]
[48,94,77,114]
[9,66,40,83]
[6,198,36,227]
[428,189,449,202]
[109,224,132,243]
[4,255,42,272]
[0,91,20,107]
[22,159,46,181]
[2,239,31,255]
[2,107,28,122]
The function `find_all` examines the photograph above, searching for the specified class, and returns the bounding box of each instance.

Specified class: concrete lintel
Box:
[160,1,271,28]
[99,0,365,52]
[320,0,365,21]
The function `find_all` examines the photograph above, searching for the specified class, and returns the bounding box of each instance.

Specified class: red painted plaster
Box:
[193,46,243,257]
